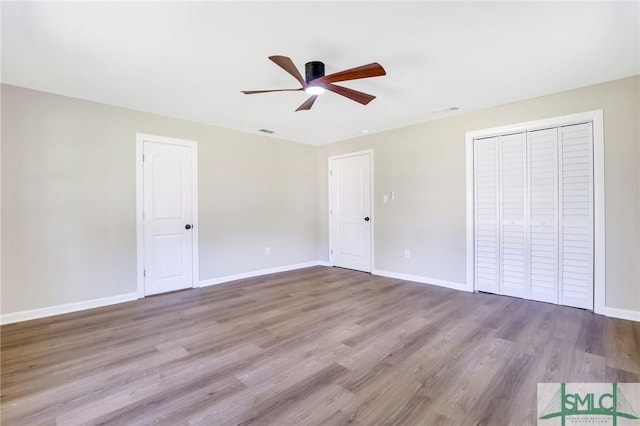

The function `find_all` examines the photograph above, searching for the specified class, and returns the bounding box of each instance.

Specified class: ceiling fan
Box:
[242,55,386,111]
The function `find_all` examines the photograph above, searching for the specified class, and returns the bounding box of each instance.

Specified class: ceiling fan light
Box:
[305,85,325,95]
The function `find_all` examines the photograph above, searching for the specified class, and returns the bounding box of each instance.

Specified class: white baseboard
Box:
[0,262,330,325]
[199,261,330,288]
[7,265,633,325]
[604,306,640,322]
[372,269,470,292]
[1,292,139,325]
[372,270,640,322]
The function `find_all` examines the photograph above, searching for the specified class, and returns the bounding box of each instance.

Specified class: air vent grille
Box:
[431,106,459,113]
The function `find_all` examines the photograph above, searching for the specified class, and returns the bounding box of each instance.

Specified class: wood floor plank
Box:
[2,266,639,425]
[270,383,355,425]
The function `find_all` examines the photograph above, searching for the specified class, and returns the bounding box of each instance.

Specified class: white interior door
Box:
[499,133,527,298]
[474,137,500,294]
[329,152,372,272]
[143,140,195,295]
[559,123,593,309]
[528,128,559,304]
[472,123,594,310]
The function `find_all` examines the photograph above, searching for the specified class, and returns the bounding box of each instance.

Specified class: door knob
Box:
[185,224,192,230]
[364,217,370,222]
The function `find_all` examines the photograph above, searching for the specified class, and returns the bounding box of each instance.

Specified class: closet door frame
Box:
[465,110,605,314]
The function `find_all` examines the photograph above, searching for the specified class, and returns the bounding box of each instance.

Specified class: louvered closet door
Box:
[559,123,593,309]
[474,137,500,294]
[473,123,594,308]
[528,129,559,303]
[499,133,527,298]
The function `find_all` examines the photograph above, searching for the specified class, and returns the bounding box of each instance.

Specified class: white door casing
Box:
[329,151,373,272]
[136,134,199,297]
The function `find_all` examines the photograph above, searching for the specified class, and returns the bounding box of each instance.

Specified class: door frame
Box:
[136,133,199,298]
[465,110,605,314]
[328,150,374,272]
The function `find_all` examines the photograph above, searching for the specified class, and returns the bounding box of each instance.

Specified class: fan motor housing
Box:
[305,61,325,83]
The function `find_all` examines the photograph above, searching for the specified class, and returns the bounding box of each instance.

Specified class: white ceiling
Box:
[2,1,638,145]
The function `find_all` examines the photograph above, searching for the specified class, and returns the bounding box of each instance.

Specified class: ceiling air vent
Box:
[431,106,459,113]
[258,129,274,134]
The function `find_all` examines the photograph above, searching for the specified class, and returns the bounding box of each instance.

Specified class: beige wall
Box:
[1,84,318,314]
[318,75,640,312]
[2,75,638,317]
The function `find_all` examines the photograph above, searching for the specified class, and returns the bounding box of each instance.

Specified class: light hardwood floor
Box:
[2,266,639,425]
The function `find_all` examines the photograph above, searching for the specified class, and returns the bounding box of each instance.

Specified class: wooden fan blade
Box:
[296,95,318,111]
[315,62,386,84]
[242,88,303,94]
[269,55,306,88]
[323,84,376,105]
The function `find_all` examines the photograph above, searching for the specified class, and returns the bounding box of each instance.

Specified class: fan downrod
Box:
[305,61,325,83]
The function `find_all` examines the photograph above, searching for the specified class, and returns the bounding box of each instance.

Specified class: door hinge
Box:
[142,154,145,162]
[142,211,145,220]
[330,249,333,255]
[143,269,146,277]
[330,209,333,215]
[329,169,332,176]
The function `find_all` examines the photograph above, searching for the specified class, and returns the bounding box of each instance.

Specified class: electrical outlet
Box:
[265,247,271,256]
[404,249,410,258]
